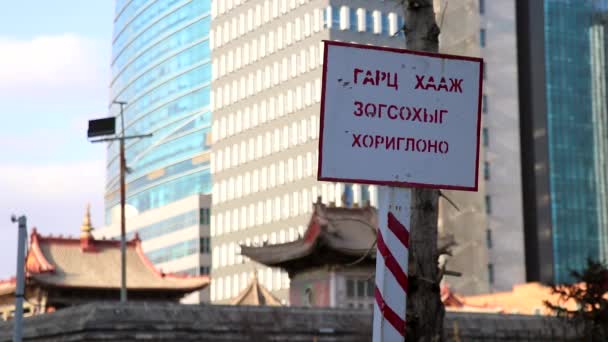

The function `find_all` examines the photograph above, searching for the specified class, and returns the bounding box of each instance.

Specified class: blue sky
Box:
[0,1,114,278]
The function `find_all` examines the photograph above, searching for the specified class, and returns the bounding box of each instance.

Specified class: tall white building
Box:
[210,0,527,302]
[436,0,525,294]
[209,0,407,303]
[478,0,524,292]
[433,0,490,296]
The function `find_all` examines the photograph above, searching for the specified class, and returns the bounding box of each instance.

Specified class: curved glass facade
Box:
[106,0,212,224]
[544,0,608,283]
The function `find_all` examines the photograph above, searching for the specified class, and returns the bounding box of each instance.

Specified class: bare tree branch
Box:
[439,190,460,212]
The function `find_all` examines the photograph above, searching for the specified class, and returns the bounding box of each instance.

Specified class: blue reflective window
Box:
[486,229,492,248]
[199,208,210,225]
[113,42,210,103]
[350,9,358,31]
[108,0,212,225]
[544,0,607,283]
[114,0,133,19]
[200,237,210,254]
[485,195,492,214]
[106,159,210,205]
[482,127,489,146]
[361,185,370,204]
[128,210,198,241]
[113,1,210,63]
[123,64,211,124]
[146,239,199,264]
[343,184,354,207]
[106,89,211,184]
[365,11,373,32]
[113,21,210,84]
[332,6,340,28]
[128,86,210,137]
[381,14,389,35]
[114,0,186,54]
[132,131,209,176]
[484,161,490,180]
[397,16,405,37]
[176,266,210,276]
[115,0,149,36]
[124,169,212,213]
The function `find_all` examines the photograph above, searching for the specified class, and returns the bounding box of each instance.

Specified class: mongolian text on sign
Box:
[318,41,483,191]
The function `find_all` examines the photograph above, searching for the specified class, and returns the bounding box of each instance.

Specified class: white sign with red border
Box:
[318,41,483,191]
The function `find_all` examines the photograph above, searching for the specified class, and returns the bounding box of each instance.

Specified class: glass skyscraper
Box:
[518,0,608,284]
[105,0,212,223]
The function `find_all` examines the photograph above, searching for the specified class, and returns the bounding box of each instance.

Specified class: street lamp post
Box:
[116,100,128,303]
[11,214,27,342]
[88,101,151,302]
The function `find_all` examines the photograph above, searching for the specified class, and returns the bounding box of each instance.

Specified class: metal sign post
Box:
[317,40,482,341]
[373,187,411,340]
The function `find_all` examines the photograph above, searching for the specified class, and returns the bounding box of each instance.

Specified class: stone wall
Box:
[0,302,580,341]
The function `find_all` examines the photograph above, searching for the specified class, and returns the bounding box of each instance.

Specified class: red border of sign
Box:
[317,40,483,192]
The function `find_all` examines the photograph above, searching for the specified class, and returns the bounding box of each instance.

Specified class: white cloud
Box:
[0,34,109,94]
[0,34,111,279]
[0,160,106,278]
[0,159,105,200]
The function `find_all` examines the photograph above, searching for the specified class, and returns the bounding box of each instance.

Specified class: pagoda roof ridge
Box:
[241,203,378,274]
[20,225,209,292]
[231,272,281,306]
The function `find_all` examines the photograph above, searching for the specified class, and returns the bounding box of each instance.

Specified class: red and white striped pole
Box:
[373,186,410,342]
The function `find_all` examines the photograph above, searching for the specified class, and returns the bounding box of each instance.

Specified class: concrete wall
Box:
[0,302,580,341]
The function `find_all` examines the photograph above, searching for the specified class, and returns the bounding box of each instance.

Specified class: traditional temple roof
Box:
[231,273,281,306]
[0,206,209,295]
[241,199,378,275]
[444,282,603,315]
[441,286,502,314]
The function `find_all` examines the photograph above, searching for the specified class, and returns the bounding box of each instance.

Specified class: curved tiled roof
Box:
[241,202,378,274]
[18,228,209,292]
[231,273,281,306]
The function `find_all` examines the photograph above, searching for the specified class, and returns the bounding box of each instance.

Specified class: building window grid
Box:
[381,13,389,35]
[349,8,357,31]
[486,228,492,249]
[177,266,210,276]
[484,161,490,180]
[365,11,373,33]
[146,238,200,264]
[482,127,489,147]
[485,195,492,214]
[543,0,608,283]
[345,277,374,308]
[125,210,199,241]
[317,6,405,37]
[211,3,415,299]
